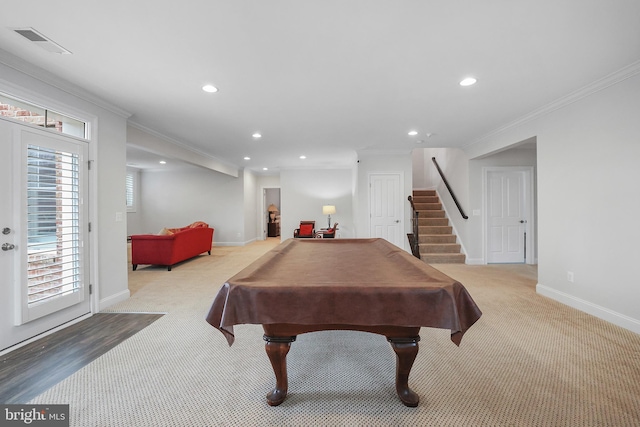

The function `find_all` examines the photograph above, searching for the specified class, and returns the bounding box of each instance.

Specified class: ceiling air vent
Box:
[14,28,71,54]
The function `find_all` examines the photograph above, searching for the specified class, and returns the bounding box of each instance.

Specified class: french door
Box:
[0,120,91,352]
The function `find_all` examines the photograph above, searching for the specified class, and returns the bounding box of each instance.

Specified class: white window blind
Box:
[26,145,81,307]
[126,172,135,212]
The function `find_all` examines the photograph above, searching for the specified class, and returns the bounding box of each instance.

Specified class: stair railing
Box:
[431,157,469,220]
[407,196,421,259]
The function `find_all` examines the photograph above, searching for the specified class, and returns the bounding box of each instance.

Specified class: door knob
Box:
[2,227,10,235]
[2,243,15,251]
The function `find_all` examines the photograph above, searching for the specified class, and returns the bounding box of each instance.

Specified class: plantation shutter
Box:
[125,172,135,211]
[16,133,88,325]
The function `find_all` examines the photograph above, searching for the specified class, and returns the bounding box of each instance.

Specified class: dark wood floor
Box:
[0,312,163,404]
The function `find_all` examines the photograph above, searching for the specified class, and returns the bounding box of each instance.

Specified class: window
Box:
[126,170,137,212]
[17,133,89,325]
[0,92,87,139]
[26,145,81,306]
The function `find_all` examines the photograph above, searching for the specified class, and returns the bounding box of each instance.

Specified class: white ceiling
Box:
[2,1,639,173]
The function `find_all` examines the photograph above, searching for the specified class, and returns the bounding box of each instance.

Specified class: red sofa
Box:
[131,224,214,271]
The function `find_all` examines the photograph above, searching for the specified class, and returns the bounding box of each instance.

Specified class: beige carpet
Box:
[30,239,640,426]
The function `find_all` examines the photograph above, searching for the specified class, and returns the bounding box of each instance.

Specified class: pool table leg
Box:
[388,336,421,407]
[263,335,296,406]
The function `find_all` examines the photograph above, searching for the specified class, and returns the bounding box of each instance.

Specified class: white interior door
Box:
[369,173,403,248]
[0,121,91,352]
[487,170,527,263]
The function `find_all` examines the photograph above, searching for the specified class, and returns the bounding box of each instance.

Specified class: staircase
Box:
[412,190,466,264]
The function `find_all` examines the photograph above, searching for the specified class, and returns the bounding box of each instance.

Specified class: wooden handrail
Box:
[407,196,421,259]
[431,157,468,220]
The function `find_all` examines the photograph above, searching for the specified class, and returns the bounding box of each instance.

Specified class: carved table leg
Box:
[263,335,296,406]
[388,336,421,407]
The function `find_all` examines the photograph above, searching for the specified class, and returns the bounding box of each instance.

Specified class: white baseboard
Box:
[99,289,130,311]
[215,238,258,247]
[536,283,640,335]
[465,257,484,265]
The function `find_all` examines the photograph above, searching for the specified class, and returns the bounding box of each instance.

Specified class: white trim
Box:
[536,284,640,335]
[213,239,256,247]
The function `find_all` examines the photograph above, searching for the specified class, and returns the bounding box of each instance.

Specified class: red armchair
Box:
[293,221,315,238]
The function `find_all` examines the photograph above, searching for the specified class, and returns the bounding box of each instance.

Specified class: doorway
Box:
[263,188,281,240]
[484,167,535,264]
[0,120,92,352]
[369,173,404,248]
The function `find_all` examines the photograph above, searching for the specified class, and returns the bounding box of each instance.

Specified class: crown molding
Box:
[0,48,131,118]
[466,60,640,148]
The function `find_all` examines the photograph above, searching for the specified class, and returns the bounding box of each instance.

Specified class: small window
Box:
[0,92,87,139]
[126,171,137,212]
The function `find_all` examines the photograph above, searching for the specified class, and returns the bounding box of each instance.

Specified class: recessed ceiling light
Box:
[459,77,477,86]
[299,155,306,159]
[252,133,262,138]
[263,167,268,171]
[159,160,167,165]
[243,156,250,160]
[408,130,418,136]
[202,84,218,93]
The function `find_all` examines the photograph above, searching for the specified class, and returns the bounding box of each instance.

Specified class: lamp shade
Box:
[267,204,278,212]
[322,205,336,215]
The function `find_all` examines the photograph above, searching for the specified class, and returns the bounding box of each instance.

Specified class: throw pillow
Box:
[188,221,208,228]
[300,224,313,236]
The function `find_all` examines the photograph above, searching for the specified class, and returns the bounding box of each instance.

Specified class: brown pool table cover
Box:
[206,238,482,346]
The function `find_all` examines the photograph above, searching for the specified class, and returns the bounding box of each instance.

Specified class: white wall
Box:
[95,111,129,308]
[412,147,467,191]
[138,166,245,245]
[280,168,354,240]
[463,69,640,333]
[355,152,413,251]
[243,169,258,244]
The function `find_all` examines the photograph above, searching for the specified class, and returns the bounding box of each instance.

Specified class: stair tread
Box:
[412,190,464,264]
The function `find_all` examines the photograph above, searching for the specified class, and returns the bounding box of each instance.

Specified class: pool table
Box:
[206,238,482,407]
